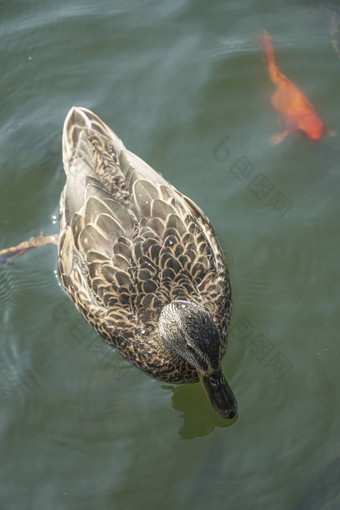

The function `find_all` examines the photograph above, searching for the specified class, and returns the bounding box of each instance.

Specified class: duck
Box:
[59,107,238,419]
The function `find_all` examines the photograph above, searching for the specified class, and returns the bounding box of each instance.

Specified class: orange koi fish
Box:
[259,30,328,145]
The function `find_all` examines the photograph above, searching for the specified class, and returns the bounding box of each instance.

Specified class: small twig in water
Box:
[0,232,59,265]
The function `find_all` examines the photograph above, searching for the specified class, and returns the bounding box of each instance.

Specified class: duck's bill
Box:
[199,369,238,419]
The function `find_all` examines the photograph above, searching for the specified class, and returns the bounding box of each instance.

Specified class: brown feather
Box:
[58,107,232,383]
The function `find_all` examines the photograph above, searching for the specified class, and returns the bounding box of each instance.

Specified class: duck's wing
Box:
[177,192,232,351]
[59,107,231,355]
[60,106,185,285]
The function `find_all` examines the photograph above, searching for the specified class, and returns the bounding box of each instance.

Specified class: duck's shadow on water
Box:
[162,384,238,440]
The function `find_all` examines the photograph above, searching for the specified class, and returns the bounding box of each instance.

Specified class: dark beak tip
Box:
[216,404,238,420]
[227,408,237,420]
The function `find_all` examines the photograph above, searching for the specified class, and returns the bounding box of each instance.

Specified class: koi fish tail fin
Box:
[258,29,281,85]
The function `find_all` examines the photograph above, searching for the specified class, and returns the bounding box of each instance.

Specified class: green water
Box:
[1,1,339,509]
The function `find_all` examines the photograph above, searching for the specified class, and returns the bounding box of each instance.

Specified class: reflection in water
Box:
[163,383,237,439]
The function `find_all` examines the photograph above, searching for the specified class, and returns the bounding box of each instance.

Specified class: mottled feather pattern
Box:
[58,107,231,383]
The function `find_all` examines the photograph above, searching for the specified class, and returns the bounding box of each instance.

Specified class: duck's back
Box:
[58,107,231,382]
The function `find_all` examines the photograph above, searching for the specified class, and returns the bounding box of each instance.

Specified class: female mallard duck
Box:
[59,107,237,419]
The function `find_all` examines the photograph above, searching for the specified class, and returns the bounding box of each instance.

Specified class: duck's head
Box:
[159,300,237,419]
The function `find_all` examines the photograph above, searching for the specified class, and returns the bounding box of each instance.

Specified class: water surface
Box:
[0,1,339,509]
